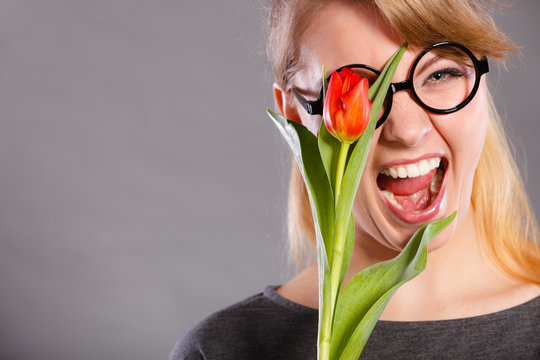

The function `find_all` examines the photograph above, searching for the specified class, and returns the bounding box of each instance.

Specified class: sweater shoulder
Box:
[169,286,317,360]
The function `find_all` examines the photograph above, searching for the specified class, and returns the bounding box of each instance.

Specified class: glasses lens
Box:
[412,45,477,112]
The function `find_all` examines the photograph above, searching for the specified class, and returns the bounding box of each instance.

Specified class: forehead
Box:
[296,2,416,87]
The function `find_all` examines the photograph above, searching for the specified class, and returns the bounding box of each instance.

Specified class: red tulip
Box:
[323,68,372,143]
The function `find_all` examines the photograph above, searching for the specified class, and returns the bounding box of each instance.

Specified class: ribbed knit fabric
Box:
[170,285,540,359]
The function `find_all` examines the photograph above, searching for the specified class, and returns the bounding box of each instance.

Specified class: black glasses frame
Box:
[292,41,489,129]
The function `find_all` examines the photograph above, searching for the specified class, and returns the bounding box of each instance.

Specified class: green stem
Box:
[329,142,350,320]
[334,143,350,207]
[319,141,350,360]
[319,274,333,360]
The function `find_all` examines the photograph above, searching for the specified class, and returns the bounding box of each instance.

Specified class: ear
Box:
[273,82,302,123]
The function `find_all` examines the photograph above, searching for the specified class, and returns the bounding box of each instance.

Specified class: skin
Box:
[273,1,540,320]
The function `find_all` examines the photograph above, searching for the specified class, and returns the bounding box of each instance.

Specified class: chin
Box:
[425,220,457,252]
[372,210,458,254]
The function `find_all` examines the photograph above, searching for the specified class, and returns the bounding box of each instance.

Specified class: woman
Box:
[171,0,540,358]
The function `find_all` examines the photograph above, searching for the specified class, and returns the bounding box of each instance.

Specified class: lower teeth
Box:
[430,170,443,193]
[381,190,401,208]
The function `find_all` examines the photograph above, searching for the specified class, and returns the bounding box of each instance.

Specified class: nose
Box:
[380,90,433,147]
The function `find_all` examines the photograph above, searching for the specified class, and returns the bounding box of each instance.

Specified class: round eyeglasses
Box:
[292,42,489,129]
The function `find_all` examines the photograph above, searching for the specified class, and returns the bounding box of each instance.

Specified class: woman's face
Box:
[291,2,488,252]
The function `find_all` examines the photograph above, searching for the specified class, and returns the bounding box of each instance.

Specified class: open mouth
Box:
[376,156,447,223]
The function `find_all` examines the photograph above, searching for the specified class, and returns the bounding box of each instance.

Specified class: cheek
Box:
[303,116,323,135]
[428,86,488,249]
[351,131,397,246]
[291,101,323,136]
[447,86,488,178]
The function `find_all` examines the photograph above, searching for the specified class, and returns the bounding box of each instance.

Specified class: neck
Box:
[345,207,516,320]
[277,207,539,316]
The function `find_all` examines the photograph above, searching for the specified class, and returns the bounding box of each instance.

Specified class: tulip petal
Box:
[323,68,372,143]
[341,78,371,142]
[324,71,344,140]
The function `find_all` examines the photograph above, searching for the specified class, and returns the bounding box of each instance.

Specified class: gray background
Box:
[0,1,538,359]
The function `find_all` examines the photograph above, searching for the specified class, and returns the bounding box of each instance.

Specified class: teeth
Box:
[430,170,443,193]
[382,168,444,212]
[406,163,419,177]
[381,161,445,212]
[381,157,442,179]
[418,160,430,175]
[429,158,441,169]
[381,190,403,209]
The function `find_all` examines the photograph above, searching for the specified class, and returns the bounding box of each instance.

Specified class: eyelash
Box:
[424,68,464,86]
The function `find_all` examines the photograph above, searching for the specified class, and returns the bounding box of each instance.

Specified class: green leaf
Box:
[332,43,408,297]
[318,65,341,193]
[266,109,335,268]
[266,109,337,357]
[368,42,408,101]
[318,121,341,192]
[329,212,456,360]
[338,213,355,290]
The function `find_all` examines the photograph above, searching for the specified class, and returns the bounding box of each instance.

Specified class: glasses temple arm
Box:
[292,88,323,115]
[478,56,489,75]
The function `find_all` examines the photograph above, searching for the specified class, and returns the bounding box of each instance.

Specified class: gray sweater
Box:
[171,286,540,359]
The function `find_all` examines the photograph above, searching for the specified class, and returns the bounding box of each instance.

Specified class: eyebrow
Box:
[416,55,443,75]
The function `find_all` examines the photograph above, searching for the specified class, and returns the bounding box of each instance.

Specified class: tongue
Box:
[377,168,436,195]
[377,168,437,212]
[394,187,431,211]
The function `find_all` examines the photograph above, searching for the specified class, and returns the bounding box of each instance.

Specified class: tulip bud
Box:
[323,68,372,143]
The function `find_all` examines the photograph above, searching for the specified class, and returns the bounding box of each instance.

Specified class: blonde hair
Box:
[473,94,540,283]
[268,0,540,283]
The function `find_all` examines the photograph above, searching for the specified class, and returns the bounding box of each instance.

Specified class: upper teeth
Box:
[381,157,441,179]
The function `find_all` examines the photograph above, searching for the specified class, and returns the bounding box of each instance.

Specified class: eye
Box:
[425,68,464,85]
